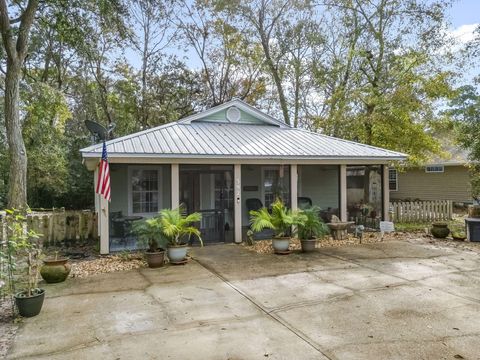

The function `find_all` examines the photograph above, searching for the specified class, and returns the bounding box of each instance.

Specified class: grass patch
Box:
[394,222,428,232]
[395,219,465,233]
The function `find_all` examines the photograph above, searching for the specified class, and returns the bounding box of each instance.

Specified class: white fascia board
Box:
[81,153,405,164]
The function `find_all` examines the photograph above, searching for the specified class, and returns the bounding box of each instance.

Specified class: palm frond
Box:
[249,208,274,233]
[158,207,203,246]
[184,212,202,223]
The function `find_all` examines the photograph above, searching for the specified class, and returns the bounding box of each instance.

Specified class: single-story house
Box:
[81,99,407,254]
[389,147,472,204]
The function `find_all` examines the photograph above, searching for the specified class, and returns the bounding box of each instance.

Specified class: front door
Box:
[179,165,234,244]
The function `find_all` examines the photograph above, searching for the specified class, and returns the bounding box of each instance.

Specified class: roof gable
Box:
[179,99,287,127]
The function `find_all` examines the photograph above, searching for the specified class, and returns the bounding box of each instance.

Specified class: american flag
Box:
[96,142,111,201]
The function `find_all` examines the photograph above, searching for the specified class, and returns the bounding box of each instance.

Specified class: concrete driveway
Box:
[8,240,480,360]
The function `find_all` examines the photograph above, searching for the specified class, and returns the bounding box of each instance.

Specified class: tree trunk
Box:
[259,33,290,126]
[5,59,28,209]
[265,54,290,126]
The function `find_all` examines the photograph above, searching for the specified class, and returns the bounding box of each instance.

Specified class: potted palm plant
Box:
[6,210,45,317]
[249,198,306,253]
[298,206,330,252]
[159,206,203,263]
[133,218,168,268]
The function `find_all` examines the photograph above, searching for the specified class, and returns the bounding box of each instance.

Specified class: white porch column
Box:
[94,164,109,255]
[171,163,180,209]
[234,164,242,243]
[94,166,109,255]
[383,165,390,221]
[290,164,298,211]
[99,195,110,255]
[340,164,347,221]
[94,167,100,214]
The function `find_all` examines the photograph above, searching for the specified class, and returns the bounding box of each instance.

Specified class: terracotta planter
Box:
[167,244,188,263]
[300,238,317,252]
[145,250,165,268]
[272,237,290,252]
[15,289,45,317]
[40,258,71,283]
[431,223,450,239]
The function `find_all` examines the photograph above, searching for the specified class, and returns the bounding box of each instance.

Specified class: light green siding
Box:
[298,165,339,210]
[196,108,265,125]
[390,165,471,203]
[110,165,128,214]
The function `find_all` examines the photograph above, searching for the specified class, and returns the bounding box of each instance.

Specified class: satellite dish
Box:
[107,123,116,134]
[85,120,115,143]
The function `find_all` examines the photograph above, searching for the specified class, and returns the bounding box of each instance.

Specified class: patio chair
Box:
[246,198,263,212]
[298,197,313,209]
[109,211,122,232]
[110,218,130,250]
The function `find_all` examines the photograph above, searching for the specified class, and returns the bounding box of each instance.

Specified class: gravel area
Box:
[243,231,403,254]
[242,231,480,255]
[70,253,147,278]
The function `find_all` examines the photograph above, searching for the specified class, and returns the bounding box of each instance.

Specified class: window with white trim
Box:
[130,169,159,214]
[388,169,398,191]
[425,165,444,173]
[262,166,290,208]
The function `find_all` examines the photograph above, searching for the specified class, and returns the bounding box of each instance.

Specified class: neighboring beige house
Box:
[389,147,472,204]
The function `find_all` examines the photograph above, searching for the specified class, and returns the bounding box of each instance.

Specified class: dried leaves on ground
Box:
[0,298,18,359]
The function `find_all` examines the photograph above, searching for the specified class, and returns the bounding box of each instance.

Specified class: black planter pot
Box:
[15,289,45,317]
[431,223,450,239]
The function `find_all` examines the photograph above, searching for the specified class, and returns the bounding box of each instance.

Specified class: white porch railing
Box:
[389,200,453,223]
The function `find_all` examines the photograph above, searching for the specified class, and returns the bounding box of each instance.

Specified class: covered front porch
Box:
[81,100,405,254]
[96,161,390,254]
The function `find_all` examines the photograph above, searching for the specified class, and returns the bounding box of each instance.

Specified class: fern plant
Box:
[249,198,306,238]
[298,206,330,240]
[132,218,168,252]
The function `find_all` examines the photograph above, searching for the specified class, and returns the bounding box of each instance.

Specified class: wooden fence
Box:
[389,200,453,223]
[0,209,98,246]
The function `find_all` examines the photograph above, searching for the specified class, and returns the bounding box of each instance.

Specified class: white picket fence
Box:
[389,200,453,223]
